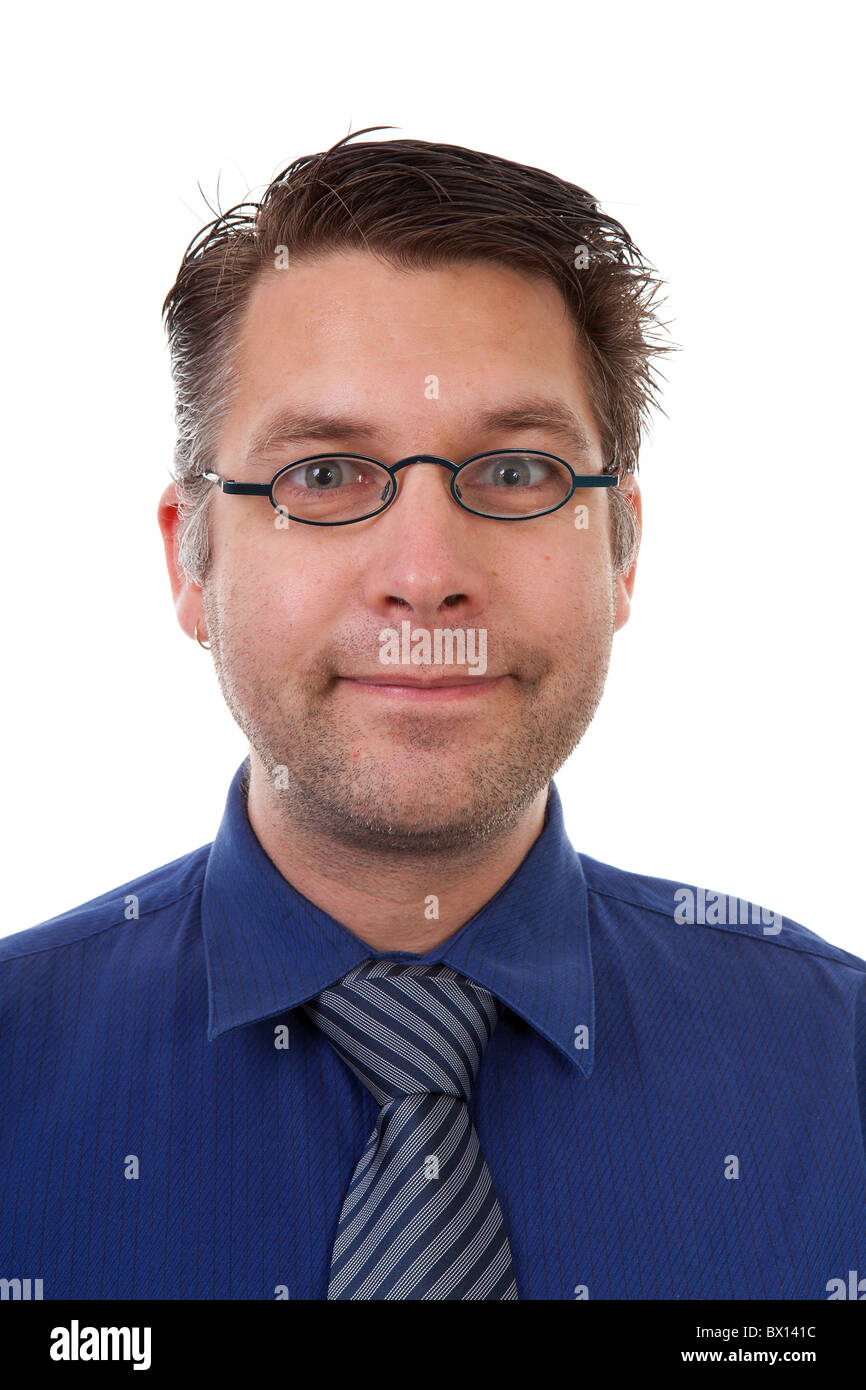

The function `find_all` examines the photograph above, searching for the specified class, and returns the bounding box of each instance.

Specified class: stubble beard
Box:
[202,588,616,858]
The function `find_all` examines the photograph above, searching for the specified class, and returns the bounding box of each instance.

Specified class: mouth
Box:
[335,674,508,703]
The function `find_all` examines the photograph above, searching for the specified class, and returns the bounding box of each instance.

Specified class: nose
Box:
[361,457,491,629]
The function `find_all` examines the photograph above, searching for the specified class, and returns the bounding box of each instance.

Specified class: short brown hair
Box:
[163,127,672,584]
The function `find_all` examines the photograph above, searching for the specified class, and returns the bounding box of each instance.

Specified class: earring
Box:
[194,620,211,651]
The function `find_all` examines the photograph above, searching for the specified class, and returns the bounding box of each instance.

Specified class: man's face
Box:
[165,251,638,852]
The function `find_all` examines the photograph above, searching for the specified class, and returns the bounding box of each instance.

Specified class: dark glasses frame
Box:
[203,449,619,526]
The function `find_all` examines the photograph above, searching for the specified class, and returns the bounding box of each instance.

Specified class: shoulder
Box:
[578,852,866,981]
[0,842,212,965]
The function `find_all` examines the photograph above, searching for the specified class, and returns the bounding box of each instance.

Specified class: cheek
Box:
[213,541,351,661]
[512,526,614,640]
[519,512,611,588]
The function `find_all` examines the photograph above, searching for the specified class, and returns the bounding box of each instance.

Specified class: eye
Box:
[453,452,573,518]
[276,456,388,492]
[272,456,394,522]
[298,460,358,490]
[471,453,559,487]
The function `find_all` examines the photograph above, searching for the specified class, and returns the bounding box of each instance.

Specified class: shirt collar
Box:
[201,759,594,1076]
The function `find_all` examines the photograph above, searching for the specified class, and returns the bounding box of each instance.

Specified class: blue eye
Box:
[273,456,393,522]
[453,453,573,517]
[472,454,557,487]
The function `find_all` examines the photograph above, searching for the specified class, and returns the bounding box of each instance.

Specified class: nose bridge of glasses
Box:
[389,454,459,475]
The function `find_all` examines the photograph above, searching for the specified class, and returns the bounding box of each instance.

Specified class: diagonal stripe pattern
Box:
[302,959,518,1300]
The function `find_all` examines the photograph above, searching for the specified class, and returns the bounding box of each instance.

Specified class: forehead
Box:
[223,250,602,454]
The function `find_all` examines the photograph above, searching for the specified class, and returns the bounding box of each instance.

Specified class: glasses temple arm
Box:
[202,472,271,496]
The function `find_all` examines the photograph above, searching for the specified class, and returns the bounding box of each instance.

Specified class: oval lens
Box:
[273,456,392,522]
[454,452,572,517]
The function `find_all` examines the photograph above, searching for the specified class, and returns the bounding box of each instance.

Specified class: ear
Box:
[157,483,205,643]
[613,474,641,633]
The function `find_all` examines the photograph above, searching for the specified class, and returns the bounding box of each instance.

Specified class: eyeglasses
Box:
[203,450,619,526]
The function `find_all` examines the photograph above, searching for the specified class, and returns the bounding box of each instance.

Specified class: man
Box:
[2,130,864,1302]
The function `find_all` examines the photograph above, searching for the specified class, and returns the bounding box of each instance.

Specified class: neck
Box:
[244,756,550,954]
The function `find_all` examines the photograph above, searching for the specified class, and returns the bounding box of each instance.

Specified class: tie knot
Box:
[303,961,502,1106]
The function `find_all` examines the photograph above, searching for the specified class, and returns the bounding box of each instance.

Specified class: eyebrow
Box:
[243,395,596,465]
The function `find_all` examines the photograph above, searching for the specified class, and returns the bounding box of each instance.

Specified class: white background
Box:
[2,1,863,953]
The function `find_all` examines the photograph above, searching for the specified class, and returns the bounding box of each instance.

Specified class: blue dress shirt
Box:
[2,758,865,1300]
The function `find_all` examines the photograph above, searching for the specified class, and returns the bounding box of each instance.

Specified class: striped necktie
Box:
[303,959,518,1300]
